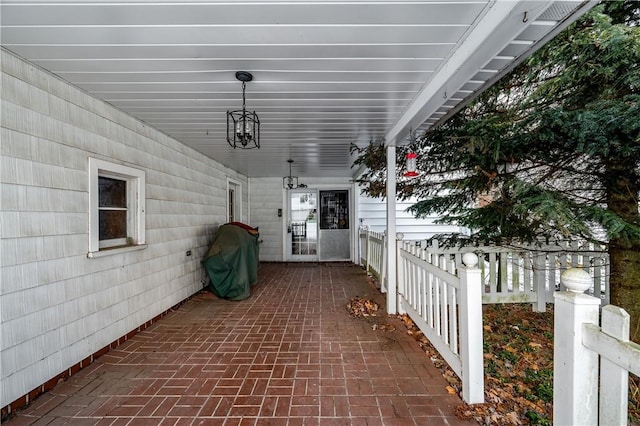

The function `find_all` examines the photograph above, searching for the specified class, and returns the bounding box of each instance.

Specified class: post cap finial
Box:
[462,252,479,268]
[561,268,592,293]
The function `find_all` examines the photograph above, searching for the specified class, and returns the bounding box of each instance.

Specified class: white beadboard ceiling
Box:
[1,0,595,179]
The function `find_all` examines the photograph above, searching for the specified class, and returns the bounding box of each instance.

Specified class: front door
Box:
[318,190,350,260]
[287,190,318,261]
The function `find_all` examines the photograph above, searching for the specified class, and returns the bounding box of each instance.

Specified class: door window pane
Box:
[290,191,317,256]
[319,190,349,229]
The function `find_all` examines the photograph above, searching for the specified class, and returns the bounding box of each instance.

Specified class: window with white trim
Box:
[88,158,146,257]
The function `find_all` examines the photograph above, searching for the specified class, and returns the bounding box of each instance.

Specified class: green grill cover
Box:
[201,223,259,300]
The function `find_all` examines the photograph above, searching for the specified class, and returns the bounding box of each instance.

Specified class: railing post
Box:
[458,252,484,404]
[553,268,601,426]
[599,305,630,425]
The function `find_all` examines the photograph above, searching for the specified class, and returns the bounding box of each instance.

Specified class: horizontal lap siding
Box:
[249,178,284,261]
[0,50,247,407]
[357,190,468,241]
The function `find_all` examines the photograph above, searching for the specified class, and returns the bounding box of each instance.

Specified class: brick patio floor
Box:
[6,263,475,425]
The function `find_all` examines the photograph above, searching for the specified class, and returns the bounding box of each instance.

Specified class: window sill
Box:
[87,244,148,259]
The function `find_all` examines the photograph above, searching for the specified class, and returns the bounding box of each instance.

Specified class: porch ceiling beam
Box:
[384,0,556,147]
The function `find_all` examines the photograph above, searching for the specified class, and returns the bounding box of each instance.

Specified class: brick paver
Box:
[6,263,475,425]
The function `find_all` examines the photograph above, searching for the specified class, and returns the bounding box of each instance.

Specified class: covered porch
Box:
[1,0,602,418]
[5,263,473,425]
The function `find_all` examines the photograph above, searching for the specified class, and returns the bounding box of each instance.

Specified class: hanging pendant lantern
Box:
[283,159,300,190]
[226,71,260,149]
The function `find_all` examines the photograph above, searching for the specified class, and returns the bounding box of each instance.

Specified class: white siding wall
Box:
[0,50,247,407]
[249,177,353,262]
[356,188,468,241]
[248,178,284,261]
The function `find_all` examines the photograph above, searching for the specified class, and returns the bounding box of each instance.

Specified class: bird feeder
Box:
[404,152,419,177]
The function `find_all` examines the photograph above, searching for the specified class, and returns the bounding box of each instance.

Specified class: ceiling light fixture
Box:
[227,71,260,149]
[283,159,306,190]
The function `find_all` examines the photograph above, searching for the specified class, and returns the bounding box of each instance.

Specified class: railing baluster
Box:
[439,256,448,343]
[428,269,434,327]
[593,254,603,301]
[434,257,441,337]
[448,258,458,354]
[499,252,508,293]
[558,242,568,291]
[523,251,531,294]
[419,247,427,318]
[489,252,497,294]
[512,251,520,293]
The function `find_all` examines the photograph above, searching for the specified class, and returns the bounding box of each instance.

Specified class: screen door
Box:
[287,190,318,260]
[318,190,350,260]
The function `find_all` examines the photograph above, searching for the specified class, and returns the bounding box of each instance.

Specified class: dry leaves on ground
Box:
[400,304,640,425]
[347,297,397,331]
[348,299,639,425]
[347,297,380,317]
[398,305,554,424]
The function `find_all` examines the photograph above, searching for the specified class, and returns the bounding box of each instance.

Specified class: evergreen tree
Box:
[354,1,640,341]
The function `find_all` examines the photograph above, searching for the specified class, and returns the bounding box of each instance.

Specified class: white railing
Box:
[360,230,387,292]
[554,269,640,425]
[402,238,609,311]
[358,229,625,412]
[358,229,367,266]
[360,230,610,310]
[397,241,484,404]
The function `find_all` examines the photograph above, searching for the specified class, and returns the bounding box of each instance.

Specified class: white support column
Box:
[459,253,485,404]
[553,268,601,426]
[386,144,397,314]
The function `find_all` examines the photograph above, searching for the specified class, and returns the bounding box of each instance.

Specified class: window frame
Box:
[227,178,242,223]
[88,158,146,258]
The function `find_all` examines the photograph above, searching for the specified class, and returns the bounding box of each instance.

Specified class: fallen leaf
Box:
[505,411,522,425]
[446,386,456,395]
[346,298,380,317]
